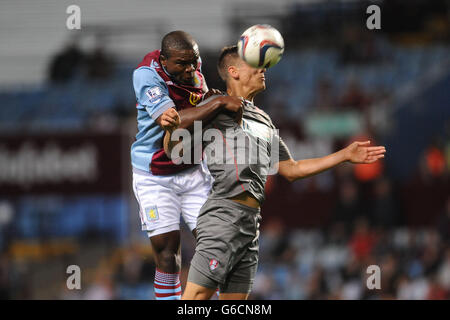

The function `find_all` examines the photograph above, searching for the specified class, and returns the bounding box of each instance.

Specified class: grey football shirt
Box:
[201,99,292,204]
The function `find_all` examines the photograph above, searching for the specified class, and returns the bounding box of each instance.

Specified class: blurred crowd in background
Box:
[0,0,449,299]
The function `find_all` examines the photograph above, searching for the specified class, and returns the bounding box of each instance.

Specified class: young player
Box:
[131,32,243,300]
[164,45,386,300]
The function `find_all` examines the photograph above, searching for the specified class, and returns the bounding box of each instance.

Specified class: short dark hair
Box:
[161,31,197,58]
[217,45,240,81]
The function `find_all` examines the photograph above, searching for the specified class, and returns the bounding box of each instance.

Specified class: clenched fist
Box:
[215,96,245,124]
[158,108,180,132]
[221,96,245,113]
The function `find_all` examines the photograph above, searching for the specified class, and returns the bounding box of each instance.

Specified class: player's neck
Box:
[226,87,255,103]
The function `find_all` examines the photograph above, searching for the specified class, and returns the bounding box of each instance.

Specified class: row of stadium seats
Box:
[0,45,448,131]
[6,196,129,243]
[265,44,450,115]
[0,64,135,131]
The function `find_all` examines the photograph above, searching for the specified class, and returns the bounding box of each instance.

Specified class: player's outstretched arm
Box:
[278,140,386,182]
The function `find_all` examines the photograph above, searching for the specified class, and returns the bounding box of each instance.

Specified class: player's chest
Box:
[241,118,272,143]
[166,77,204,110]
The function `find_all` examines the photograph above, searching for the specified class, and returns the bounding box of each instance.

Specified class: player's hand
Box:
[234,104,243,125]
[203,88,224,100]
[220,96,245,113]
[159,108,180,132]
[345,141,386,164]
[222,96,244,124]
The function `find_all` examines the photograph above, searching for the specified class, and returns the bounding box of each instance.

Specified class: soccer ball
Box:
[237,24,285,69]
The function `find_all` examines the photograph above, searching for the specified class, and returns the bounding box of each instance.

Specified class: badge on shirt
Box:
[209,258,219,271]
[145,205,159,221]
[146,86,163,104]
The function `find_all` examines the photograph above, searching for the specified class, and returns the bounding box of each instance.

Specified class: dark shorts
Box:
[188,198,261,293]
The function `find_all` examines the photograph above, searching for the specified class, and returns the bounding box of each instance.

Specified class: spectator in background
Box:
[370,177,401,228]
[426,275,448,300]
[0,253,11,300]
[445,133,450,172]
[378,253,400,299]
[0,201,14,252]
[367,84,393,135]
[339,25,384,65]
[339,254,363,300]
[348,217,377,262]
[339,25,362,64]
[339,78,371,111]
[437,248,450,295]
[83,267,115,300]
[419,140,447,184]
[332,179,363,233]
[311,77,336,111]
[86,45,114,80]
[115,247,145,287]
[425,145,446,178]
[421,230,443,277]
[259,217,290,264]
[306,266,327,299]
[48,40,85,84]
[436,196,450,243]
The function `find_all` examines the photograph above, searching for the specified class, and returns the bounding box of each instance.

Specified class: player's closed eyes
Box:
[177,60,197,68]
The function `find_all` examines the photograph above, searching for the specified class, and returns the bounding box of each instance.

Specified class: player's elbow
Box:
[280,171,297,183]
[279,160,302,182]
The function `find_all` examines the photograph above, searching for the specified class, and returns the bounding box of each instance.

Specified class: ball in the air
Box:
[237,24,285,69]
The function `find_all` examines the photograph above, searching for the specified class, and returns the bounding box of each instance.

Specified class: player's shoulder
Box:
[134,65,160,79]
[247,103,275,126]
[133,66,166,89]
[255,106,271,119]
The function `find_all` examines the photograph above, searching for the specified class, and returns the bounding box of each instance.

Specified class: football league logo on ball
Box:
[209,259,219,271]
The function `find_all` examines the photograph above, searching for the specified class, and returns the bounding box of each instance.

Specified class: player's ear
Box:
[228,66,239,80]
[160,54,168,67]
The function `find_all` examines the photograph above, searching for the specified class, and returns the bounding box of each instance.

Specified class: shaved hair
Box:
[217,45,241,82]
[161,31,198,58]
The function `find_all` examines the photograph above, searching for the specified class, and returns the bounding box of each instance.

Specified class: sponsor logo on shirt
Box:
[189,92,202,106]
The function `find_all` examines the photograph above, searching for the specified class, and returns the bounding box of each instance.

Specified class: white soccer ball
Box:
[237,24,285,69]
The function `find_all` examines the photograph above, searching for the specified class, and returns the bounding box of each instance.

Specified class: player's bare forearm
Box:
[279,149,348,182]
[278,141,386,182]
[178,96,225,131]
[178,95,244,131]
[163,128,183,159]
[163,129,174,157]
